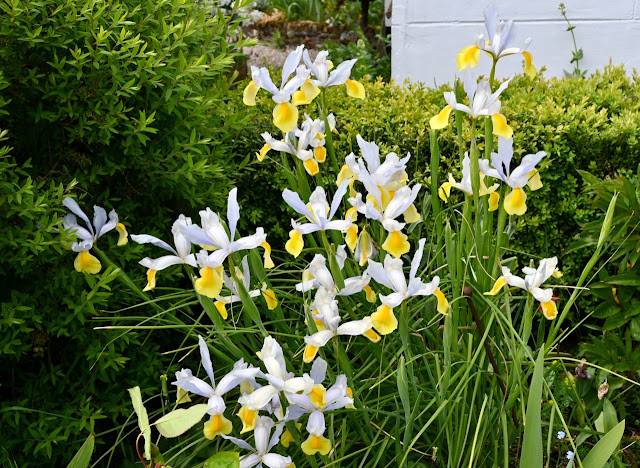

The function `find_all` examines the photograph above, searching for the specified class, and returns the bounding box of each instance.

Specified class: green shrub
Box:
[0,0,256,465]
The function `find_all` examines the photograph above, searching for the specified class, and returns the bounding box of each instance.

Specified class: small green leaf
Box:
[66,434,94,468]
[582,420,625,468]
[204,452,240,468]
[155,403,209,438]
[128,386,151,460]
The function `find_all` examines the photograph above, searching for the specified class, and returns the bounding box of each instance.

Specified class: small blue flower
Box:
[566,451,574,460]
[557,430,566,439]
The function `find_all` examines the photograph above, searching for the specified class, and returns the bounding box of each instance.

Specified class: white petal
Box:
[227,188,240,240]
[310,357,327,384]
[198,335,215,384]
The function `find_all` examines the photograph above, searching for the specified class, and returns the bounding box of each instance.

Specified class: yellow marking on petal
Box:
[522,51,537,78]
[526,169,543,191]
[456,45,481,70]
[301,434,332,456]
[491,113,513,140]
[540,300,558,320]
[143,269,157,292]
[345,225,358,252]
[371,304,398,335]
[488,192,500,211]
[345,387,355,409]
[203,414,233,440]
[261,240,274,269]
[314,146,327,163]
[345,79,365,99]
[176,386,191,404]
[363,285,376,303]
[485,276,507,296]
[74,250,102,274]
[438,181,453,202]
[262,287,278,310]
[214,301,228,320]
[337,164,355,186]
[434,288,450,315]
[285,230,304,258]
[382,230,410,258]
[257,144,270,162]
[309,384,326,409]
[291,90,310,106]
[304,158,319,176]
[552,268,563,279]
[364,328,381,343]
[195,265,224,299]
[302,79,321,102]
[403,203,421,223]
[199,244,217,251]
[303,344,319,363]
[313,318,326,331]
[243,80,259,106]
[345,207,358,223]
[504,187,527,216]
[116,223,128,246]
[302,269,314,283]
[273,102,298,133]
[326,59,334,71]
[430,105,453,130]
[281,423,302,447]
[237,406,258,434]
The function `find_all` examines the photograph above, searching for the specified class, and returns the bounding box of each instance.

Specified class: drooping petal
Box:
[382,230,410,258]
[488,192,500,211]
[285,230,304,257]
[403,203,421,223]
[314,146,326,163]
[522,51,537,78]
[430,105,453,129]
[304,158,319,176]
[143,269,157,292]
[302,79,321,102]
[540,300,558,320]
[434,288,450,315]
[456,45,481,70]
[116,223,128,245]
[301,434,332,456]
[243,80,260,106]
[485,276,507,296]
[262,287,278,310]
[526,169,543,191]
[203,414,233,440]
[237,406,258,434]
[74,250,101,274]
[371,304,398,335]
[363,285,377,303]
[336,164,355,186]
[504,187,527,215]
[491,113,513,140]
[273,102,299,134]
[195,265,225,299]
[345,80,365,99]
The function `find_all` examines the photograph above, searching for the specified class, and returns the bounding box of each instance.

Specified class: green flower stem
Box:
[280,151,298,192]
[490,192,508,278]
[319,90,340,174]
[321,230,345,291]
[294,157,312,200]
[228,254,267,336]
[489,59,498,92]
[399,301,410,359]
[430,129,443,250]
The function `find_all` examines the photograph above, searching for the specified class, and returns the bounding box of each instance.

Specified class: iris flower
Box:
[287,358,353,455]
[430,70,513,140]
[485,256,560,319]
[243,45,311,133]
[131,215,197,291]
[222,416,293,468]
[282,181,352,257]
[302,50,365,99]
[479,137,546,215]
[172,336,262,440]
[296,252,370,297]
[302,287,380,363]
[61,198,128,274]
[366,239,448,334]
[438,154,500,210]
[457,5,537,78]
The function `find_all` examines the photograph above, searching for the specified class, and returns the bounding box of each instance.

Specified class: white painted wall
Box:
[391,0,640,85]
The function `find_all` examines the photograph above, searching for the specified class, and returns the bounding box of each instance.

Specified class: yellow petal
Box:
[456,45,481,70]
[74,250,102,274]
[243,80,259,106]
[382,230,410,258]
[203,414,233,440]
[438,181,453,202]
[262,287,278,310]
[261,240,275,269]
[309,384,326,409]
[371,304,398,335]
[345,225,359,252]
[195,265,224,299]
[303,344,319,363]
[434,288,450,315]
[237,406,258,434]
[345,79,365,99]
[526,169,543,191]
[314,146,327,163]
[522,51,537,78]
[346,387,356,409]
[364,328,381,343]
[176,386,191,404]
[552,268,563,279]
[304,158,319,176]
[485,276,507,296]
[214,301,228,320]
[504,187,527,216]
[301,434,332,456]
[285,230,304,258]
[540,300,558,320]
[336,164,355,186]
[257,144,270,162]
[281,424,302,448]
[143,269,157,292]
[291,90,309,106]
[488,192,500,211]
[403,203,421,223]
[273,102,298,133]
[363,284,376,303]
[116,223,128,246]
[345,207,358,223]
[302,79,321,102]
[430,105,453,130]
[491,113,513,140]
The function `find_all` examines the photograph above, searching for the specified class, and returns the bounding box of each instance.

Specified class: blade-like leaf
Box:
[66,434,94,468]
[128,386,151,460]
[520,348,545,468]
[582,420,625,468]
[155,403,209,438]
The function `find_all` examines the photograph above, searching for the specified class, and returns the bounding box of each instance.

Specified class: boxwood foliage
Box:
[235,64,640,289]
[0,0,256,465]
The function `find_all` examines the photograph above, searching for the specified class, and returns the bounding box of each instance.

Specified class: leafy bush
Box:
[0,0,256,465]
